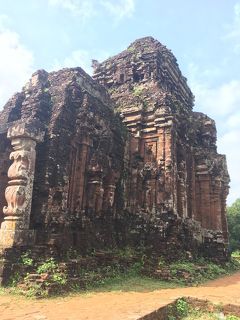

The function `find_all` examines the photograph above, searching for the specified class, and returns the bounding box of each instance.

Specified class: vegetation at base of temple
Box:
[167,298,240,320]
[227,198,240,252]
[2,247,240,298]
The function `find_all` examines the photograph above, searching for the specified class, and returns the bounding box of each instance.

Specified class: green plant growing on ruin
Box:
[176,298,189,317]
[205,263,226,279]
[52,272,67,285]
[167,305,176,320]
[232,250,240,258]
[127,46,135,53]
[182,311,223,319]
[169,261,196,278]
[37,258,67,286]
[116,246,135,258]
[20,251,34,267]
[142,100,148,110]
[226,316,240,320]
[108,87,118,94]
[36,258,58,274]
[157,257,166,267]
[133,85,144,97]
[114,104,125,113]
[3,249,240,298]
[180,308,240,320]
[167,300,189,320]
[9,272,21,287]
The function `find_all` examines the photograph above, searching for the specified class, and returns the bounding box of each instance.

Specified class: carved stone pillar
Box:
[87,160,104,213]
[0,121,44,248]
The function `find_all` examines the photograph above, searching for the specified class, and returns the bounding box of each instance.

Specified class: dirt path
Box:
[1,272,240,320]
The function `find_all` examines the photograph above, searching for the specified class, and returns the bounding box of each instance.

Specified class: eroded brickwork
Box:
[93,37,229,248]
[0,37,230,282]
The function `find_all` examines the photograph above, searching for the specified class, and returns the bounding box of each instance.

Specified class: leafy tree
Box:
[227,199,240,252]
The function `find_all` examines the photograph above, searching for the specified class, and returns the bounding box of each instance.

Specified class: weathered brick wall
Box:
[93,37,230,253]
[5,69,122,251]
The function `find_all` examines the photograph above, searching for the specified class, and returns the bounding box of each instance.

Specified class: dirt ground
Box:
[1,272,240,320]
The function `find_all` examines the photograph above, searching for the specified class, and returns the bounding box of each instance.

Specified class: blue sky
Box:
[0,0,239,204]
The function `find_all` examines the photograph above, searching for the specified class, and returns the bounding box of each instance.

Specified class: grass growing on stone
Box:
[2,247,240,298]
[71,274,182,294]
[167,298,240,320]
[183,312,240,319]
[167,260,228,284]
[232,251,240,258]
[69,257,240,295]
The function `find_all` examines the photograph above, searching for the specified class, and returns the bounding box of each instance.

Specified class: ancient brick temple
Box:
[0,37,230,282]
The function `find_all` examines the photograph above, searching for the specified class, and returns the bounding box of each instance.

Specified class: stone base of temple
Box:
[0,247,27,285]
[0,232,230,287]
[0,227,36,248]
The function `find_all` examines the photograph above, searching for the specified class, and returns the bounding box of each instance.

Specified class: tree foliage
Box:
[227,199,240,252]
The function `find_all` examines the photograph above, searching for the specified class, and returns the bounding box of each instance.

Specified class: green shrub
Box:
[133,86,143,96]
[226,315,240,320]
[52,272,67,285]
[176,298,189,317]
[232,250,240,258]
[20,252,34,267]
[36,258,66,287]
[37,258,57,274]
[227,199,240,252]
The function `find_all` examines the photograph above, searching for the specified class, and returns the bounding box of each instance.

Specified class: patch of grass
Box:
[165,258,240,286]
[183,310,219,319]
[133,85,144,97]
[20,251,34,267]
[112,246,136,258]
[168,300,240,320]
[0,287,7,295]
[226,316,240,320]
[182,310,240,320]
[88,275,179,292]
[70,259,181,294]
[232,251,240,258]
[71,273,181,294]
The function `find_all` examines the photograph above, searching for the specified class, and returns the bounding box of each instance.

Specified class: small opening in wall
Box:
[119,74,124,83]
[133,72,144,83]
[53,191,63,204]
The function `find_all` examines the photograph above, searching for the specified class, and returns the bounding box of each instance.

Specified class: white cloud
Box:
[187,63,240,204]
[218,129,240,204]
[100,0,135,20]
[48,0,135,21]
[51,49,109,75]
[192,80,240,117]
[52,49,92,74]
[226,112,240,129]
[187,63,240,118]
[0,15,34,109]
[223,2,240,53]
[48,0,96,19]
[0,14,10,29]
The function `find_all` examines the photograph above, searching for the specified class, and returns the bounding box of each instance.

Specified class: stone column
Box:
[0,120,44,248]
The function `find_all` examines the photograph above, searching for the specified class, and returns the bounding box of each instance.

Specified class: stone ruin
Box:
[0,37,230,283]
